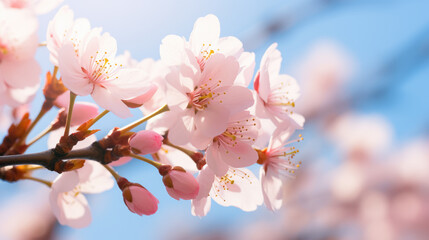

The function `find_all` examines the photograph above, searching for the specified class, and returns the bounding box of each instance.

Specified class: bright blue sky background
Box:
[1,0,429,239]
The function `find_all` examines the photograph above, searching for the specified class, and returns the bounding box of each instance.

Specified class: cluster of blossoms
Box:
[0,4,304,228]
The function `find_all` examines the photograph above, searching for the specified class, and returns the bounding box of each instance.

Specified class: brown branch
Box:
[0,142,106,171]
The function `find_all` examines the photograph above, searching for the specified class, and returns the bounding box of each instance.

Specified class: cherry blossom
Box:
[0,6,40,107]
[58,29,156,118]
[1,0,63,15]
[160,14,254,86]
[205,111,259,176]
[257,127,302,211]
[46,5,90,66]
[254,43,304,129]
[165,53,254,146]
[191,166,263,217]
[49,161,114,228]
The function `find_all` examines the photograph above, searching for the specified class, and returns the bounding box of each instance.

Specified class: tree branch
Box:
[0,142,106,171]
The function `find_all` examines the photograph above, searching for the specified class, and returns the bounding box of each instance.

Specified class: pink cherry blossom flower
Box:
[258,127,303,211]
[159,165,199,200]
[191,166,263,217]
[49,161,114,228]
[0,7,40,107]
[46,5,91,66]
[0,6,38,61]
[253,43,304,129]
[327,113,392,160]
[165,53,254,147]
[116,177,159,216]
[293,41,354,116]
[129,130,163,155]
[1,0,63,15]
[58,29,154,118]
[160,14,255,86]
[205,111,259,176]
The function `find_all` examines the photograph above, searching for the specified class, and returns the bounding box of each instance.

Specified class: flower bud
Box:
[117,177,159,216]
[160,166,199,200]
[129,130,163,155]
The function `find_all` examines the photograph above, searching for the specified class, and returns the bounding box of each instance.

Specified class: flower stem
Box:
[22,176,52,187]
[103,165,121,181]
[83,110,109,131]
[129,153,162,169]
[119,104,169,133]
[63,92,77,137]
[163,138,196,157]
[27,125,53,147]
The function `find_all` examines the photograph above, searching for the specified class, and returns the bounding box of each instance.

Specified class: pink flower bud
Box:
[117,177,158,216]
[129,130,163,155]
[71,102,99,126]
[160,166,199,200]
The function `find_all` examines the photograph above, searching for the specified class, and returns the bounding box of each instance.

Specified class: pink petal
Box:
[70,102,99,126]
[1,58,41,88]
[194,166,215,199]
[167,109,194,146]
[217,36,243,58]
[91,85,131,118]
[160,34,187,66]
[235,52,255,87]
[56,192,91,228]
[77,161,114,194]
[189,14,220,56]
[260,167,283,211]
[51,171,79,192]
[58,43,92,96]
[218,141,258,168]
[200,54,239,87]
[205,144,229,176]
[194,106,229,139]
[213,86,254,115]
[191,196,211,217]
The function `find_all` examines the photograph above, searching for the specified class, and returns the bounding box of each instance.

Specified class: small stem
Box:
[83,110,109,131]
[52,66,58,80]
[27,125,53,147]
[103,165,121,181]
[20,108,48,144]
[163,139,196,157]
[22,176,52,187]
[119,104,169,133]
[129,153,162,168]
[64,92,77,137]
[26,122,53,147]
[38,41,47,47]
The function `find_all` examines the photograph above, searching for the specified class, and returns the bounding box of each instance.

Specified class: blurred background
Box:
[1,0,429,239]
